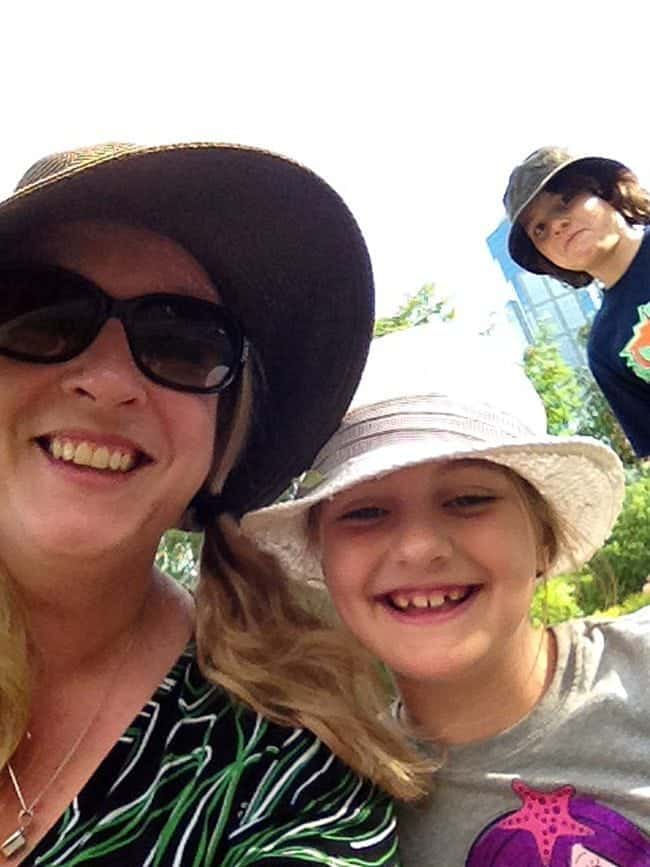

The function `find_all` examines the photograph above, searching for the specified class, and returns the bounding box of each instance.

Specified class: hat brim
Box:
[242,435,624,581]
[0,143,374,515]
[507,155,627,274]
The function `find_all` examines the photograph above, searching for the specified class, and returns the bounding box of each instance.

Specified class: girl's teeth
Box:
[389,588,468,610]
[49,438,135,473]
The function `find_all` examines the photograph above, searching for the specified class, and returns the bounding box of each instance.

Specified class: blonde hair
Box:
[196,520,429,801]
[195,360,429,801]
[0,572,31,767]
[504,466,576,578]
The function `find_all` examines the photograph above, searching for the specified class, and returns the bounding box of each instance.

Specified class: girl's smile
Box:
[317,459,544,685]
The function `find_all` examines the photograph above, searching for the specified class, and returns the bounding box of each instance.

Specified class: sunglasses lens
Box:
[0,267,243,394]
[0,268,100,362]
[132,296,241,391]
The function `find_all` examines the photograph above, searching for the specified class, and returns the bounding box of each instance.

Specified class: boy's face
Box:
[521,190,626,275]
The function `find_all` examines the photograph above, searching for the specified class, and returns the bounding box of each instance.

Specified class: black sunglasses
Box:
[0,264,247,394]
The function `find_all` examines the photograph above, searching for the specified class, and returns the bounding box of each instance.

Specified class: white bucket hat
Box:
[242,324,625,581]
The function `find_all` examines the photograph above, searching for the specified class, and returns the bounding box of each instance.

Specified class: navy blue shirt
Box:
[588,228,650,456]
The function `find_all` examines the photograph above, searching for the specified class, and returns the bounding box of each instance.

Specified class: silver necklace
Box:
[1,628,140,859]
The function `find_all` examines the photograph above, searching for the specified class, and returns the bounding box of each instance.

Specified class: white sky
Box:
[2,0,649,332]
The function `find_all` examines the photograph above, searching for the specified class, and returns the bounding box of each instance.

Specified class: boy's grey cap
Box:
[503,146,627,274]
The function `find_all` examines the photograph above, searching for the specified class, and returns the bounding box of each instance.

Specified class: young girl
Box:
[243,323,650,866]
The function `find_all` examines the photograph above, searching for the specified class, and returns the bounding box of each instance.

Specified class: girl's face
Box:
[0,220,220,565]
[522,190,625,274]
[317,460,544,685]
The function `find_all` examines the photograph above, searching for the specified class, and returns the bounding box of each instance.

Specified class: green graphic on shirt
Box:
[620,303,650,383]
[31,649,398,866]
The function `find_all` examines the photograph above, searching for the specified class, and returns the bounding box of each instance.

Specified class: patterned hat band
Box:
[297,395,539,497]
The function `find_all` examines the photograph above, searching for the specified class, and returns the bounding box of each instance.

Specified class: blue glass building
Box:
[487,219,600,367]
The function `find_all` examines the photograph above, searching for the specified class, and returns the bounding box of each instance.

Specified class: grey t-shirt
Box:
[397,609,650,866]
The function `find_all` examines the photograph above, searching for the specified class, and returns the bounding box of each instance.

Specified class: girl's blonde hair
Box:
[196,360,429,801]
[196,521,429,801]
[505,466,574,578]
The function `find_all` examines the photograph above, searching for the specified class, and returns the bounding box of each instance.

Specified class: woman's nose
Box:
[59,319,149,408]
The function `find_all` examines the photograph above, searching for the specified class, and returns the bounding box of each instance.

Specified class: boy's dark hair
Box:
[523,164,650,288]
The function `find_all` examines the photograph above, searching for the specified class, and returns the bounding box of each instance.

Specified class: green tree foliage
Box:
[574,366,636,465]
[155,529,202,588]
[595,591,650,619]
[573,321,635,464]
[373,283,454,337]
[523,332,582,435]
[530,576,584,626]
[523,330,635,461]
[593,472,650,600]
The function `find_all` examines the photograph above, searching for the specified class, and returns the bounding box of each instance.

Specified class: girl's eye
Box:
[337,506,387,523]
[533,222,546,239]
[445,494,496,511]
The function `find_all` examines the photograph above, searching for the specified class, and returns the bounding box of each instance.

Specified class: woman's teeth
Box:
[48,437,135,472]
[389,587,470,611]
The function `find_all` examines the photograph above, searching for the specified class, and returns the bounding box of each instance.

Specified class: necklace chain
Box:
[1,628,139,860]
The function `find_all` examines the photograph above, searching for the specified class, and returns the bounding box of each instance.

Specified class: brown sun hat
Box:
[0,142,375,517]
[503,146,627,278]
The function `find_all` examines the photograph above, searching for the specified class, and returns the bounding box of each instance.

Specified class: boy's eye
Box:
[532,222,546,239]
[445,494,496,510]
[338,506,387,522]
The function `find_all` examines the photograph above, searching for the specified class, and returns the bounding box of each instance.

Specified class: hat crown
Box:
[15,143,138,192]
[347,322,547,437]
[241,321,624,585]
[503,145,574,222]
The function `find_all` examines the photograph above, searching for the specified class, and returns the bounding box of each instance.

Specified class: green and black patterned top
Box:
[29,645,399,866]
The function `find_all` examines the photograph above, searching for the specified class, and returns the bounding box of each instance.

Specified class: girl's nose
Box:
[59,319,149,408]
[393,515,452,569]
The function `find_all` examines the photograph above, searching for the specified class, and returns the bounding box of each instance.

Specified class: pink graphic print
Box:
[498,781,592,864]
[466,780,650,866]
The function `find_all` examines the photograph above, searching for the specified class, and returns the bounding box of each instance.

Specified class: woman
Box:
[244,324,650,866]
[0,142,410,865]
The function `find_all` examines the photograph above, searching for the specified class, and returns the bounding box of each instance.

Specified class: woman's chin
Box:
[18,507,160,565]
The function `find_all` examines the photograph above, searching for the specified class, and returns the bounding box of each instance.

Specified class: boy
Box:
[504,146,650,455]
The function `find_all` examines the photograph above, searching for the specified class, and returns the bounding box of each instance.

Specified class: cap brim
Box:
[507,155,628,271]
[0,144,374,515]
